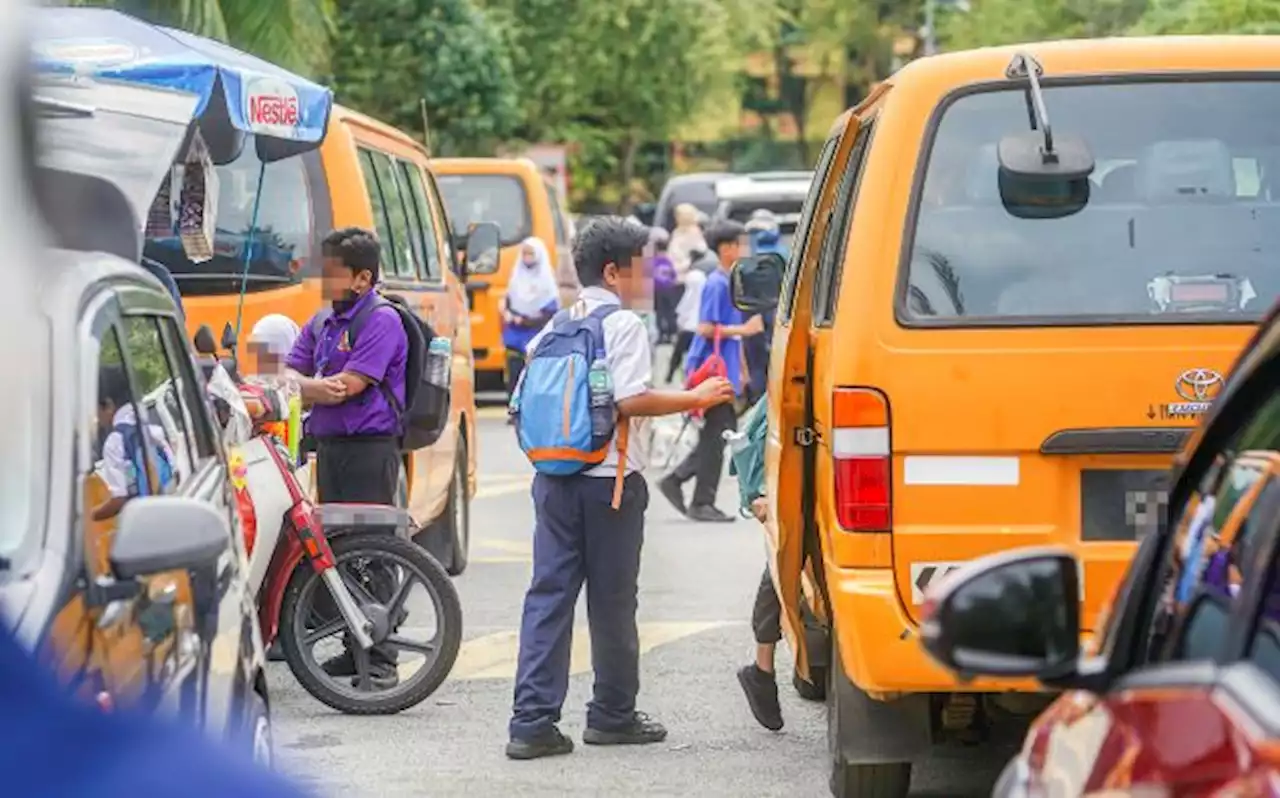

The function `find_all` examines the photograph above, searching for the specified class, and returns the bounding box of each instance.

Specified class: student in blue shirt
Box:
[658,220,763,523]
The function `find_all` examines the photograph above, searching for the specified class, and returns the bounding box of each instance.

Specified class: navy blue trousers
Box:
[509,471,648,739]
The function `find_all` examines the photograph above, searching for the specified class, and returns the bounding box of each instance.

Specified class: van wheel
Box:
[414,436,469,576]
[828,636,911,798]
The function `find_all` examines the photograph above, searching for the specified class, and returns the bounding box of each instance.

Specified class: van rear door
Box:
[881,78,1278,629]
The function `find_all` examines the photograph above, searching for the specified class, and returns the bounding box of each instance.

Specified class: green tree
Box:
[63,0,335,77]
[328,0,520,155]
[1134,0,1280,33]
[941,0,1145,49]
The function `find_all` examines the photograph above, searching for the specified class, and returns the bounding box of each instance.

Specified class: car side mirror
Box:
[919,548,1081,681]
[464,221,501,276]
[110,496,229,579]
[729,252,786,314]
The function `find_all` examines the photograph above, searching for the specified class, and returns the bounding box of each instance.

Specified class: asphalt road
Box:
[268,409,1011,798]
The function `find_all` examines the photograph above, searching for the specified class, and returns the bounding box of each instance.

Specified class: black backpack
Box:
[311,293,450,451]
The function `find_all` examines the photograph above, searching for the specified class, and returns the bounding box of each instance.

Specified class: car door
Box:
[114,283,249,736]
[763,115,856,678]
[1022,383,1280,794]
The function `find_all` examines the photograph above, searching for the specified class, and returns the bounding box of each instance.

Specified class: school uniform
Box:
[287,289,408,505]
[671,265,743,512]
[98,404,178,499]
[509,285,654,742]
[667,267,705,384]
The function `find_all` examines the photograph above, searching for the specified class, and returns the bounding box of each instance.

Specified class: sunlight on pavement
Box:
[450,621,738,680]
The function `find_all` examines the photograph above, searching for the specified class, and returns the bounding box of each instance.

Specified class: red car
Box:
[920,308,1280,796]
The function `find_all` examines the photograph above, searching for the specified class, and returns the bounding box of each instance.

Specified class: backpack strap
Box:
[611,417,630,511]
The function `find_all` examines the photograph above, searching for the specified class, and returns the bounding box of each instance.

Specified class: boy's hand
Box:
[691,377,734,409]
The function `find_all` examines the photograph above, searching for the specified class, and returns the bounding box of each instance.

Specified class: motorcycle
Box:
[195,325,463,715]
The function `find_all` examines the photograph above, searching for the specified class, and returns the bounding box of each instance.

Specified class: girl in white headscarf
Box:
[248,313,301,375]
[667,202,707,278]
[503,236,560,401]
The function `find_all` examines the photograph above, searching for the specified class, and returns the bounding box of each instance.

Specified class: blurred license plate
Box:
[1081,469,1170,541]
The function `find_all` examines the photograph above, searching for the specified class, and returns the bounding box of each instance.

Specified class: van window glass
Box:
[358,149,402,277]
[547,182,569,250]
[436,173,531,247]
[144,138,314,297]
[425,172,459,268]
[360,149,417,280]
[779,136,840,323]
[812,120,875,326]
[157,316,217,460]
[903,80,1280,325]
[120,316,189,488]
[399,161,443,282]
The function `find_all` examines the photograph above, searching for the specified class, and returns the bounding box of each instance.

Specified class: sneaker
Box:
[688,504,735,523]
[738,665,784,731]
[658,475,688,516]
[583,711,668,746]
[320,650,356,677]
[506,726,575,760]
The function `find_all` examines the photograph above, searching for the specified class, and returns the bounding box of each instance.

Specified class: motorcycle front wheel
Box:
[278,532,463,715]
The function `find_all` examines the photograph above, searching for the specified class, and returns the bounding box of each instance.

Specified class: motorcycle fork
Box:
[287,501,376,651]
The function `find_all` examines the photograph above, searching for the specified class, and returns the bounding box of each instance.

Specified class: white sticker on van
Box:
[903,456,1020,486]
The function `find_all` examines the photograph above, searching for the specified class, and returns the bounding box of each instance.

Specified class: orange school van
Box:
[165,105,477,574]
[732,37,1280,796]
[430,157,577,390]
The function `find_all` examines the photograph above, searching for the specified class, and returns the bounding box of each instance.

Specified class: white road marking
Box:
[903,456,1020,486]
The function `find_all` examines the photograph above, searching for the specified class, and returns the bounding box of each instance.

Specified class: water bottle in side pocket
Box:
[587,357,613,440]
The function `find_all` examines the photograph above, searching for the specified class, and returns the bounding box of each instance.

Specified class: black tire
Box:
[278,532,463,715]
[795,666,827,702]
[415,436,470,576]
[828,640,911,798]
[246,690,273,768]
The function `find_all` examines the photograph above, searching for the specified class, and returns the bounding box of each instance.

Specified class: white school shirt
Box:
[524,285,652,477]
[675,268,706,333]
[98,404,177,499]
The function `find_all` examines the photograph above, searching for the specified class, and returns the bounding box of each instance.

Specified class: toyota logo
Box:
[1175,368,1224,402]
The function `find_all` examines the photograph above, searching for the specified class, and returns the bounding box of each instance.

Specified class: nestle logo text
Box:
[249,94,299,127]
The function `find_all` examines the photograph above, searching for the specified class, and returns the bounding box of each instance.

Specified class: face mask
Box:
[333,288,361,313]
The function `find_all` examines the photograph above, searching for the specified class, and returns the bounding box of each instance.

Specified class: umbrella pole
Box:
[232,159,268,356]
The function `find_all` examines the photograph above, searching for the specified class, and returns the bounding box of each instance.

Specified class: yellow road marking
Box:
[450,622,735,681]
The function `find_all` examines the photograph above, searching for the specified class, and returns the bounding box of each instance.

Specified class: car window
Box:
[121,316,192,483]
[359,148,416,280]
[902,80,1280,325]
[778,136,840,323]
[156,315,217,461]
[399,161,443,282]
[812,118,875,327]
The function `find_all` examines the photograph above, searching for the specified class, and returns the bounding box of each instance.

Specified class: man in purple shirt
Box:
[286,227,408,686]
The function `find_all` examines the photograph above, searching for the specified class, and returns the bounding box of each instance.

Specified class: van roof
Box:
[430,157,544,179]
[894,36,1280,88]
[331,104,427,155]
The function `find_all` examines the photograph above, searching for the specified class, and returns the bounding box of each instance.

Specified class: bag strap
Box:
[712,325,722,357]
[611,417,630,511]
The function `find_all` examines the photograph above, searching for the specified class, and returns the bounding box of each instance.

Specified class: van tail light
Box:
[832,388,891,532]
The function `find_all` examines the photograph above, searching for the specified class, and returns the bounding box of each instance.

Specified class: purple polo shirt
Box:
[288,291,408,437]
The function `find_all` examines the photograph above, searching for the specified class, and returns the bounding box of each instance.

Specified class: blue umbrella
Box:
[31,7,335,343]
[31,7,332,154]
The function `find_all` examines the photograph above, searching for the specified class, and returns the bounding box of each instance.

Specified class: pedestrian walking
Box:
[505,216,734,760]
[743,209,787,404]
[285,226,408,687]
[503,236,560,405]
[650,228,681,344]
[659,219,762,523]
[667,202,706,278]
[667,258,705,384]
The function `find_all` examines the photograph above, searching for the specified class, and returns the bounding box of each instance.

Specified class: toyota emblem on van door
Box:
[1159,367,1224,419]
[1175,368,1223,402]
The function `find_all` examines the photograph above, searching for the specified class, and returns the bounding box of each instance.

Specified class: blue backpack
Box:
[115,423,175,498]
[512,305,629,493]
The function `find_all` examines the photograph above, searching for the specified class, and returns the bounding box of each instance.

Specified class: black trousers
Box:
[511,473,649,738]
[505,349,526,399]
[666,331,694,384]
[752,568,783,645]
[315,435,402,667]
[671,401,737,508]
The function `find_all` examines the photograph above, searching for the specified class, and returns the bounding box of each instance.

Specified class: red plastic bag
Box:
[684,327,726,419]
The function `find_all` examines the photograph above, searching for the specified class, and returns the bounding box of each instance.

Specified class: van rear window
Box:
[436,173,531,247]
[901,80,1280,326]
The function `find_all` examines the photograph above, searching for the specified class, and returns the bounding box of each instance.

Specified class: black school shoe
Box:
[320,651,399,689]
[582,712,668,746]
[506,726,575,760]
[737,665,784,731]
[688,504,735,523]
[658,475,688,516]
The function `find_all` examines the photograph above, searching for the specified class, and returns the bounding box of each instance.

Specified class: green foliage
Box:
[64,0,335,77]
[1134,0,1280,34]
[328,0,520,155]
[941,0,1145,49]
